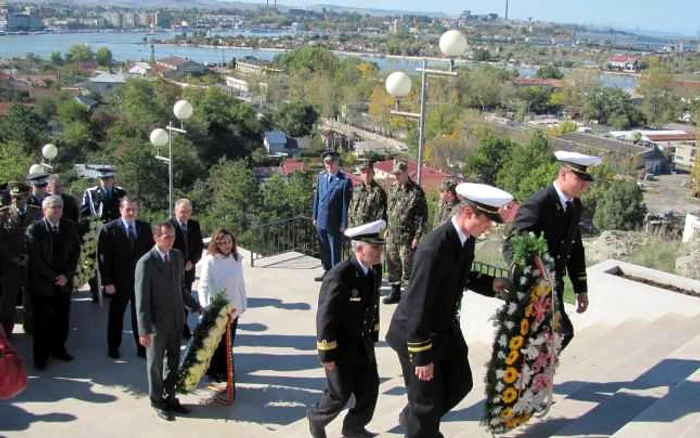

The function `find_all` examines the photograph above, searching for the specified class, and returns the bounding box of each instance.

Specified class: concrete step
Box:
[608,334,700,438]
[506,313,700,437]
[548,313,700,438]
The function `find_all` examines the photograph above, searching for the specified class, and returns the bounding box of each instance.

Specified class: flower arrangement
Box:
[483,232,564,434]
[175,291,232,394]
[73,216,101,290]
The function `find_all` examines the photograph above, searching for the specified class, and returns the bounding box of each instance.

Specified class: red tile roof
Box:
[608,55,640,63]
[646,133,696,142]
[280,158,306,176]
[373,159,455,191]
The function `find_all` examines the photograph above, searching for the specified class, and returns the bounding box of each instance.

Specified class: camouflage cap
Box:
[357,158,374,171]
[392,160,408,174]
[439,179,458,194]
[8,181,29,197]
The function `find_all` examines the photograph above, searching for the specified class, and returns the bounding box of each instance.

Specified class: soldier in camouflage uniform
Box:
[384,161,428,305]
[0,182,43,335]
[432,179,460,229]
[348,159,387,228]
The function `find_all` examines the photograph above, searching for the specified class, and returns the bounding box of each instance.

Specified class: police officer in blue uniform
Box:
[312,150,353,281]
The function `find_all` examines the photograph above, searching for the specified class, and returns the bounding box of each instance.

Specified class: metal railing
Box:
[471,261,510,279]
[247,216,319,266]
[246,215,510,279]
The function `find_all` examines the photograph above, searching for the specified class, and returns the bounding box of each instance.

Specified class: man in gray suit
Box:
[135,221,201,422]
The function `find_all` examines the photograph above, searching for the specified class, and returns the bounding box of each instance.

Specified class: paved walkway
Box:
[0,250,407,438]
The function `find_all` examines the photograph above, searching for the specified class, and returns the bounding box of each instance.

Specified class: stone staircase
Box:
[2,253,699,438]
[254,258,700,438]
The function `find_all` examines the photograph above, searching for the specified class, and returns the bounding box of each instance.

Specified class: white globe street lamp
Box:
[149,128,169,148]
[385,71,412,99]
[439,30,468,58]
[42,143,58,161]
[173,99,193,121]
[151,100,193,216]
[385,29,465,186]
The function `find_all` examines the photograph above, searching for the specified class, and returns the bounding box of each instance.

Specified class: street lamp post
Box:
[385,29,467,186]
[41,143,58,170]
[150,99,193,216]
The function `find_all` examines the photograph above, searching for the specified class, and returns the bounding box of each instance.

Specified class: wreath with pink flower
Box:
[483,232,565,434]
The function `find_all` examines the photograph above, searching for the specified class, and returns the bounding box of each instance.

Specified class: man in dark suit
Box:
[171,198,204,340]
[26,195,80,370]
[386,183,516,438]
[503,150,600,351]
[81,166,126,303]
[307,220,385,438]
[135,221,202,422]
[98,196,153,359]
[48,175,79,225]
[312,150,353,281]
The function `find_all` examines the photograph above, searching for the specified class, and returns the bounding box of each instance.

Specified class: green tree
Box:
[274,100,319,137]
[204,159,259,238]
[497,131,558,200]
[274,46,339,75]
[464,135,515,185]
[518,86,554,114]
[67,44,94,63]
[259,172,314,223]
[639,66,679,126]
[95,47,113,68]
[593,180,647,231]
[50,51,64,66]
[0,141,33,182]
[536,65,564,80]
[583,87,644,128]
[0,105,48,154]
[473,49,491,62]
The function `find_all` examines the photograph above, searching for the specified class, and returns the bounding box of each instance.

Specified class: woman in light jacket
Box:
[199,229,247,383]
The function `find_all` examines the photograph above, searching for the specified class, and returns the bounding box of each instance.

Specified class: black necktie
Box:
[164,253,171,271]
[52,224,59,235]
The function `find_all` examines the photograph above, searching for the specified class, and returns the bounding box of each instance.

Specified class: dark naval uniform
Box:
[503,184,587,350]
[81,184,126,301]
[81,185,126,224]
[0,203,43,334]
[308,256,382,437]
[386,220,498,438]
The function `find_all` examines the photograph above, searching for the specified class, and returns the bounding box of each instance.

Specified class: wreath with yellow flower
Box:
[73,216,102,290]
[483,232,565,434]
[176,291,232,393]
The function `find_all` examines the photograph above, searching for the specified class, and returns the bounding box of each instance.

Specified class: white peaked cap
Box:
[456,183,514,223]
[344,219,386,243]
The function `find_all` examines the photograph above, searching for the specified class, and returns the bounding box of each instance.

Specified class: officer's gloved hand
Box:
[493,277,513,300]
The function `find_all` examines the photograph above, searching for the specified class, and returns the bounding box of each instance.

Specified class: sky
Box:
[251,0,700,37]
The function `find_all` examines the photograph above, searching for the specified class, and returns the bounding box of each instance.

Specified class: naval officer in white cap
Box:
[308,220,386,438]
[386,183,517,438]
[504,150,602,351]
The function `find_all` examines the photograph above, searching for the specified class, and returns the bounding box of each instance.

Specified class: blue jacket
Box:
[312,170,353,231]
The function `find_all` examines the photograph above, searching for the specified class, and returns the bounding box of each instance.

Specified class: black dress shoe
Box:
[382,293,401,304]
[342,428,376,438]
[35,361,47,371]
[168,398,191,415]
[108,348,120,359]
[155,408,175,422]
[314,272,327,282]
[53,351,74,361]
[308,418,327,438]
